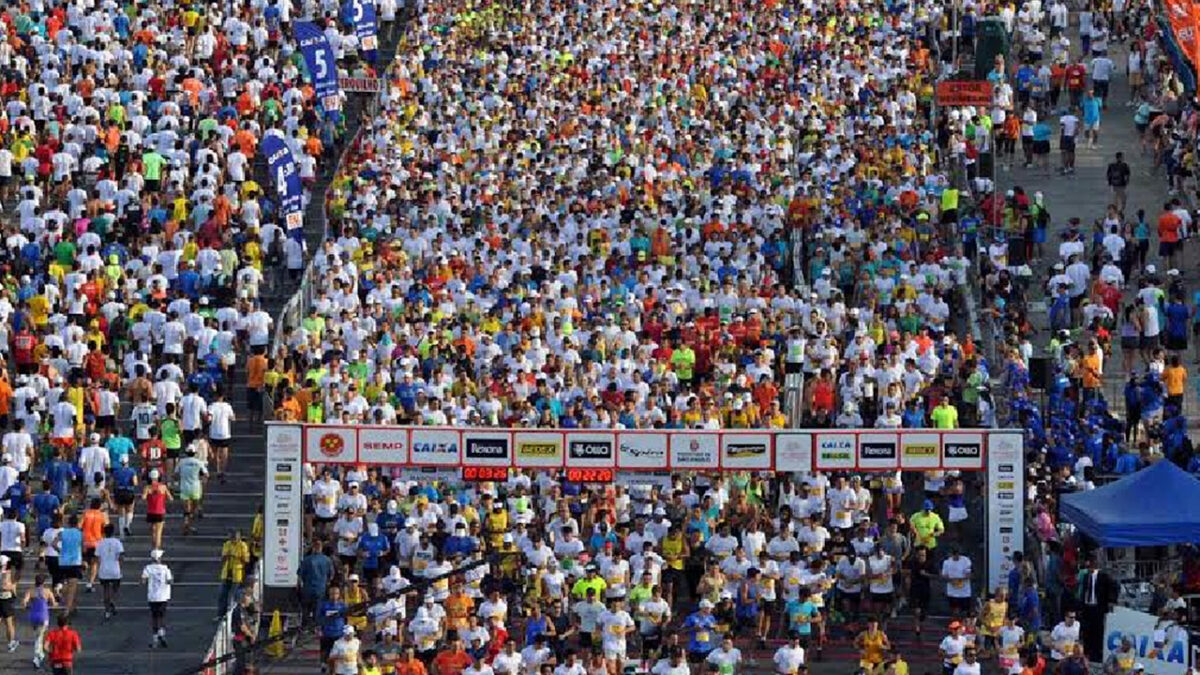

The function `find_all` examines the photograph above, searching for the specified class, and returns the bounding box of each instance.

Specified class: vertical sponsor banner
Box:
[943,432,986,470]
[899,432,942,469]
[304,425,357,464]
[566,433,617,467]
[461,431,512,467]
[294,21,342,112]
[260,132,304,236]
[264,424,303,587]
[857,433,899,470]
[986,431,1025,592]
[406,428,460,466]
[342,0,379,63]
[814,433,857,470]
[513,432,565,468]
[1104,607,1190,675]
[669,433,720,470]
[357,427,409,464]
[775,433,813,472]
[616,432,669,469]
[719,433,772,470]
[1164,0,1200,71]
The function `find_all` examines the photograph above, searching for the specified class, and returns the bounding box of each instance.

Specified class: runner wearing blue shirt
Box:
[1081,91,1102,149]
[683,600,719,659]
[106,433,136,468]
[317,586,349,664]
[784,593,820,639]
[56,515,85,616]
[32,483,60,536]
[112,457,139,538]
[357,523,390,583]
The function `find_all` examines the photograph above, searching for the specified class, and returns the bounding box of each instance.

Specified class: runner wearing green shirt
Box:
[910,501,945,550]
[671,345,696,385]
[142,150,166,191]
[930,400,959,429]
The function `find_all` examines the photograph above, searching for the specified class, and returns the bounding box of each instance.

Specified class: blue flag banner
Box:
[261,132,305,235]
[342,0,379,64]
[294,21,342,112]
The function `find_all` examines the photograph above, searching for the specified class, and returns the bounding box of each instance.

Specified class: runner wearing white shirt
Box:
[95,525,124,619]
[707,637,743,675]
[178,387,207,445]
[1,426,33,476]
[1050,612,1081,660]
[142,550,174,648]
[941,550,973,616]
[773,634,806,674]
[598,598,635,667]
[206,392,236,482]
[0,510,26,580]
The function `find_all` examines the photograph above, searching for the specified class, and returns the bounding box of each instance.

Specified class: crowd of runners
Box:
[266,0,1200,669]
[0,0,1195,666]
[0,0,408,668]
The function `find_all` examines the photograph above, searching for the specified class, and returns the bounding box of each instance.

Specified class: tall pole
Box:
[951,0,959,73]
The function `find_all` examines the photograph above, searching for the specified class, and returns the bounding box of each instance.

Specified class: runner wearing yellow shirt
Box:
[910,500,945,550]
[930,399,959,429]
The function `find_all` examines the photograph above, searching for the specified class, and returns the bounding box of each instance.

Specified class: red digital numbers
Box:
[565,468,615,483]
[461,466,508,482]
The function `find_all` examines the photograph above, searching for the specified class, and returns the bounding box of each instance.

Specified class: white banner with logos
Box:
[1104,607,1190,675]
[986,431,1025,592]
[264,424,304,587]
[286,424,1018,471]
[720,433,772,470]
[617,433,669,469]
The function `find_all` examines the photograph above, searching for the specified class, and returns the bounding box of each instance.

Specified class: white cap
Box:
[699,599,715,610]
[343,625,356,636]
[150,549,164,560]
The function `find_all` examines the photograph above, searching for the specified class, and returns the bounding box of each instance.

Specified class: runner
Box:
[95,524,124,621]
[22,574,55,669]
[142,550,174,649]
[175,446,209,536]
[141,472,172,552]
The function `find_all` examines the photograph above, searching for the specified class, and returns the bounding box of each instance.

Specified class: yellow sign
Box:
[518,442,560,457]
[903,443,937,457]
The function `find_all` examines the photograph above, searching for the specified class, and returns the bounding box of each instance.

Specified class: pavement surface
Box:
[991,34,1181,419]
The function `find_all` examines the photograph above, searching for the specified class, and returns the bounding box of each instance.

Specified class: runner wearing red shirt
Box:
[45,614,82,674]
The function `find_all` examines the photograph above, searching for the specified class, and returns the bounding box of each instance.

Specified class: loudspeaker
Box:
[1029,356,1052,390]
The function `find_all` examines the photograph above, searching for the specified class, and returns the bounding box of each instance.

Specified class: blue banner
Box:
[342,0,379,64]
[261,132,305,237]
[294,21,342,112]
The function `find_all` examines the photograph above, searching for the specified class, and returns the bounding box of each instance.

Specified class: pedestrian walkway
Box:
[994,41,1186,423]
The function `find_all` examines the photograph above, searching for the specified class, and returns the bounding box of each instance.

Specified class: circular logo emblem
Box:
[319,433,345,458]
[689,439,700,451]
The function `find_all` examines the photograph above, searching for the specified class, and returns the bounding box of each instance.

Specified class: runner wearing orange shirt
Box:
[80,500,110,591]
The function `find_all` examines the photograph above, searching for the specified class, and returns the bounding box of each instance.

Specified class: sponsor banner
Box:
[566,433,617,467]
[1104,607,1190,675]
[339,76,383,92]
[857,433,899,470]
[1163,0,1200,73]
[396,466,459,484]
[617,433,669,469]
[936,80,993,106]
[341,0,378,63]
[294,21,341,112]
[264,424,303,587]
[775,433,813,472]
[900,433,941,470]
[357,427,408,464]
[616,470,673,490]
[304,426,356,464]
[670,433,720,470]
[720,433,772,470]
[814,434,857,470]
[986,431,1025,591]
[461,432,511,466]
[407,429,460,466]
[943,432,985,470]
[514,432,565,468]
[260,132,304,236]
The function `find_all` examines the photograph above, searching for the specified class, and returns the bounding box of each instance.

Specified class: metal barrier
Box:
[200,559,263,675]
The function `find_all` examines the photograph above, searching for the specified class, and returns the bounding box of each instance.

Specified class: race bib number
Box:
[951,579,965,589]
[362,35,378,51]
[322,94,342,111]
[286,211,303,230]
[696,631,709,642]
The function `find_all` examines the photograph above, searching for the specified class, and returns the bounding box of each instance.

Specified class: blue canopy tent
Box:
[1060,461,1200,547]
